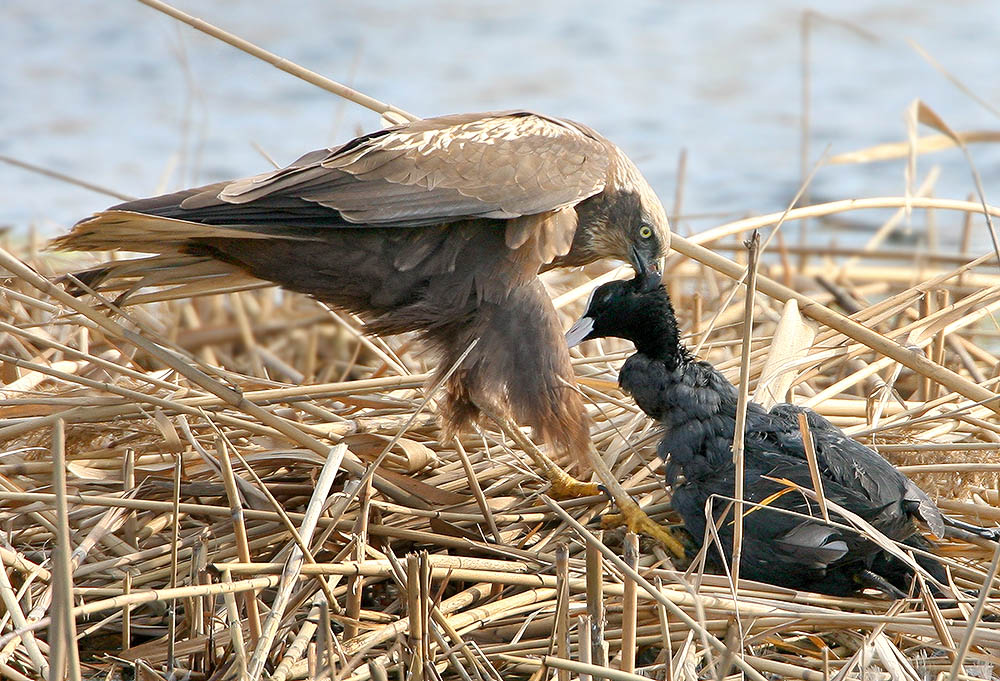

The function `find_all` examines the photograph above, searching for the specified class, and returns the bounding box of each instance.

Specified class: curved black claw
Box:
[597,484,613,503]
[975,527,1000,542]
[944,514,1000,542]
[857,569,908,599]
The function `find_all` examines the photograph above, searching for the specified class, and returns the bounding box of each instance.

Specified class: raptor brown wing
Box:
[213,111,610,224]
[56,112,612,267]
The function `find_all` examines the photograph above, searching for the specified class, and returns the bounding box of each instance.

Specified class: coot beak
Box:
[565,315,595,348]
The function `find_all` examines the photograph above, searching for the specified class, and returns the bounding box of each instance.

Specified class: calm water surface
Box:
[3,0,1000,250]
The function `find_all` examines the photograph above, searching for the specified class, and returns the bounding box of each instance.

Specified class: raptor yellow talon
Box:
[603,504,687,558]
[545,469,602,499]
[479,405,602,500]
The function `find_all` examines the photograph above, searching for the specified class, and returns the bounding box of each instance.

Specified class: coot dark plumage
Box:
[567,271,994,595]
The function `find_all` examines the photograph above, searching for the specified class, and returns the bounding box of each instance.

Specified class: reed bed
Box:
[4,5,1000,678]
[2,198,1000,681]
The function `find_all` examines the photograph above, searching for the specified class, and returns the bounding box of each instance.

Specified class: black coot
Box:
[567,272,995,595]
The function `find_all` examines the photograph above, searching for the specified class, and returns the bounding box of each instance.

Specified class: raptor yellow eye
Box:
[639,225,653,238]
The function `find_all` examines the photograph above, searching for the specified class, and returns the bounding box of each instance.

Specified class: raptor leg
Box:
[478,404,601,499]
[480,405,687,557]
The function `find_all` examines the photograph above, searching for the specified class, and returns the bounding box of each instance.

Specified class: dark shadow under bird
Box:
[52,111,670,465]
[567,271,997,596]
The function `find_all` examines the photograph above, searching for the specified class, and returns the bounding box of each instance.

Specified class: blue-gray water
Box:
[4,1,1000,248]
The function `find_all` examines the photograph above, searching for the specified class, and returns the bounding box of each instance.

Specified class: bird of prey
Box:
[54,110,670,496]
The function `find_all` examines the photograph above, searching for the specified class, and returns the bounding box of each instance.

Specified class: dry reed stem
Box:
[47,420,79,681]
[619,534,638,674]
[730,231,761,590]
[0,154,135,203]
[216,438,262,643]
[247,444,344,680]
[135,0,417,124]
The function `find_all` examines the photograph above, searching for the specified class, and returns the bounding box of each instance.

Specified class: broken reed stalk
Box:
[555,544,570,681]
[586,530,608,667]
[730,231,761,590]
[577,614,593,681]
[620,533,638,674]
[49,419,80,681]
[246,444,345,681]
[653,578,674,681]
[217,438,262,643]
[344,476,371,641]
[167,451,181,674]
[407,555,425,681]
[797,413,830,523]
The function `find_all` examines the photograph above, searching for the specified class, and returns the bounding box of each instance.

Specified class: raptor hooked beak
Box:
[630,245,663,292]
[565,315,595,348]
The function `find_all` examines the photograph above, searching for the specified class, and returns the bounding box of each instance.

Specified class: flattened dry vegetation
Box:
[3,200,1000,680]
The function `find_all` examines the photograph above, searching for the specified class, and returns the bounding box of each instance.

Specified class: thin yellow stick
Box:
[136,0,418,124]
